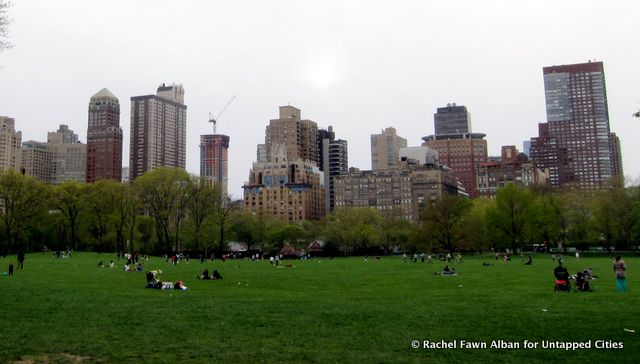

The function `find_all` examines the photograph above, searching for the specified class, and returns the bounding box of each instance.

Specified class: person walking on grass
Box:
[17,250,25,270]
[614,256,627,292]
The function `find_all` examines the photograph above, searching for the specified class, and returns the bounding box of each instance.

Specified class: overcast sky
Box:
[1,0,639,198]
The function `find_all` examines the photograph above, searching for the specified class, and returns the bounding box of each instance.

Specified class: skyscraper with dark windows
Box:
[434,103,471,135]
[319,126,348,214]
[530,61,619,189]
[423,104,487,198]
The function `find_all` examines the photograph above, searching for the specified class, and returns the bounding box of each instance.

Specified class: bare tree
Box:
[0,1,12,51]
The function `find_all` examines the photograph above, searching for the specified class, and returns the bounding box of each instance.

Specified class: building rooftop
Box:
[91,88,118,100]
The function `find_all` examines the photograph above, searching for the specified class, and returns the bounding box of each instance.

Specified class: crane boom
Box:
[208,95,236,134]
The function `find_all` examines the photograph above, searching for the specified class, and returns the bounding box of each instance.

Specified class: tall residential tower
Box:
[86,88,122,182]
[370,127,407,170]
[422,104,487,198]
[530,61,619,189]
[129,83,187,180]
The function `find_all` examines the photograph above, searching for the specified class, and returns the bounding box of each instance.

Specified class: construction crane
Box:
[209,95,236,134]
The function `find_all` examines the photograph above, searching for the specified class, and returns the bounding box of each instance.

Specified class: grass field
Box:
[0,252,638,363]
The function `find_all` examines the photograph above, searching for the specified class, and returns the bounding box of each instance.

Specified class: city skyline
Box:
[1,1,639,197]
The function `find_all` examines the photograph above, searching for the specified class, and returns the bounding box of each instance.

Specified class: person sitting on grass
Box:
[212,269,223,280]
[146,271,157,288]
[98,260,104,268]
[199,268,211,280]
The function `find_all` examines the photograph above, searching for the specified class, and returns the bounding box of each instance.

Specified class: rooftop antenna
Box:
[209,95,236,134]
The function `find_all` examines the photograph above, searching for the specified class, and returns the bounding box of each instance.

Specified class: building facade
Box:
[370,127,407,170]
[86,88,123,183]
[264,106,319,164]
[21,125,86,184]
[609,133,623,180]
[21,140,50,180]
[48,125,87,184]
[476,146,549,198]
[242,145,325,222]
[434,103,471,135]
[319,126,348,214]
[422,133,487,198]
[200,134,230,197]
[256,144,267,163]
[130,83,187,180]
[333,159,458,221]
[0,117,22,172]
[530,61,617,189]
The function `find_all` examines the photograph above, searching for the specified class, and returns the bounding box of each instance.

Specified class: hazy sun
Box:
[306,59,340,89]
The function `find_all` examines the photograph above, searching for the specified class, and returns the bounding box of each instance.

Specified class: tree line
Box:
[1,167,639,256]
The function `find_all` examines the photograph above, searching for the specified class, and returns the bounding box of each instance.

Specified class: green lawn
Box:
[0,253,638,363]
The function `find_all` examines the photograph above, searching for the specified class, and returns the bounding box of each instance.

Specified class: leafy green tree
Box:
[592,178,639,249]
[421,194,471,252]
[136,215,155,253]
[378,215,415,254]
[188,177,221,251]
[53,181,86,250]
[112,182,140,253]
[135,167,191,253]
[324,207,382,255]
[85,180,118,252]
[458,198,492,251]
[208,197,242,255]
[531,191,568,249]
[486,184,534,251]
[0,170,50,253]
[564,190,594,247]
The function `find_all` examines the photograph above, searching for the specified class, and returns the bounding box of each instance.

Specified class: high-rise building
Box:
[319,126,348,214]
[21,125,86,184]
[609,133,623,180]
[530,61,616,189]
[21,140,50,180]
[423,104,488,198]
[265,106,319,164]
[476,146,549,199]
[256,144,267,163]
[200,134,230,197]
[522,141,531,157]
[0,116,22,172]
[333,158,458,221]
[422,133,487,198]
[86,88,123,183]
[130,83,187,180]
[48,125,86,184]
[243,144,325,222]
[371,127,407,170]
[529,123,562,187]
[434,103,471,135]
[245,106,327,221]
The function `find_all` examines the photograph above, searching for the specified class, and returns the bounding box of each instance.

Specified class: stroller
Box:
[553,264,571,292]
